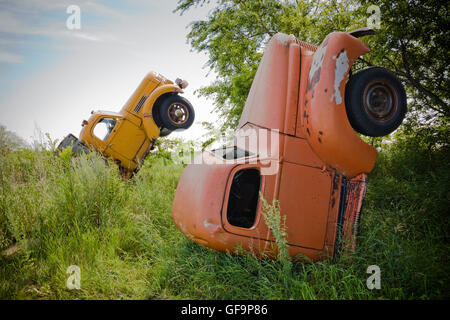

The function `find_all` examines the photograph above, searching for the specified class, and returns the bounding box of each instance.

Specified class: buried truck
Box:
[172,28,407,261]
[57,72,195,178]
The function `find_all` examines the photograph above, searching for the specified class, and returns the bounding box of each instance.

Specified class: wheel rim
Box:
[363,80,398,123]
[167,102,189,125]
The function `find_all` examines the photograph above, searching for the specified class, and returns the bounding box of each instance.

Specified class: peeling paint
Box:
[275,33,296,45]
[330,49,349,105]
[307,44,327,91]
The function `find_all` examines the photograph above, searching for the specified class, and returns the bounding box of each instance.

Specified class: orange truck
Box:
[57,72,194,177]
[172,28,407,261]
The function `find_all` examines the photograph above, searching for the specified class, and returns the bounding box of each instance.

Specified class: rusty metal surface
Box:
[173,144,342,261]
[57,133,90,155]
[172,31,376,261]
[238,33,300,135]
[301,32,378,178]
[294,39,318,52]
[335,173,368,255]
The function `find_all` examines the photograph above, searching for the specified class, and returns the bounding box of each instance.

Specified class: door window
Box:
[93,118,116,141]
[227,169,261,228]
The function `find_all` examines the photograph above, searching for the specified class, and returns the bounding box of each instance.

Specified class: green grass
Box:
[0,135,448,299]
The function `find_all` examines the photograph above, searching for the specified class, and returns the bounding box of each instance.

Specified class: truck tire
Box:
[345,67,407,137]
[158,95,195,131]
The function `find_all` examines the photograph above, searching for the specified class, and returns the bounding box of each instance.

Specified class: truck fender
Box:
[141,84,183,139]
[302,32,377,178]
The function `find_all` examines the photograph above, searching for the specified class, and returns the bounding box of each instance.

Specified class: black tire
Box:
[345,67,407,137]
[158,95,195,131]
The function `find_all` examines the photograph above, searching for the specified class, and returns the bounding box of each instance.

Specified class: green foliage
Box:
[147,137,200,166]
[0,126,448,299]
[357,126,449,299]
[176,0,449,132]
[0,147,180,299]
[0,125,27,155]
[260,196,290,264]
[360,0,449,118]
[176,0,362,130]
[0,1,448,300]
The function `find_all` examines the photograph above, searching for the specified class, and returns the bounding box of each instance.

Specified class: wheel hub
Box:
[363,81,398,122]
[168,103,189,125]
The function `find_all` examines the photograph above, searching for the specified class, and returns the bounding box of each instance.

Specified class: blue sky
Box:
[0,0,217,142]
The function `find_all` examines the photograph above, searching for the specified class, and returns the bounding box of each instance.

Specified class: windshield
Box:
[211,146,253,160]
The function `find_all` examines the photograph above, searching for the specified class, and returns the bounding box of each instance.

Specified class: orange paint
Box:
[173,31,377,261]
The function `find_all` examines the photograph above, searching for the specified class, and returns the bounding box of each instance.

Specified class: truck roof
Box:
[94,110,123,118]
[238,33,313,136]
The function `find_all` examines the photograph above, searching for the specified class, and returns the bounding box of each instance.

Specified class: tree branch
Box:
[399,43,449,116]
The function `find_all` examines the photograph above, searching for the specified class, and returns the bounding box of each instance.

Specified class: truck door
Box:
[91,117,118,153]
[220,163,272,244]
[277,162,332,250]
[107,118,146,167]
[221,162,332,251]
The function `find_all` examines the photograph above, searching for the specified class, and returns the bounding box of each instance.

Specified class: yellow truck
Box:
[57,72,195,177]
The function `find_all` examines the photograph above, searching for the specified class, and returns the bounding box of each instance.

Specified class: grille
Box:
[134,95,148,113]
[295,39,318,52]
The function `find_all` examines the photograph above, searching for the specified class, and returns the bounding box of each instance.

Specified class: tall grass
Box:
[0,131,448,299]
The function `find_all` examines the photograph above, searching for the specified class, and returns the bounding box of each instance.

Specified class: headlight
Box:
[175,78,189,89]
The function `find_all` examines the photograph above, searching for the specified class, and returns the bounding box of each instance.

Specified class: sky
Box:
[0,0,218,143]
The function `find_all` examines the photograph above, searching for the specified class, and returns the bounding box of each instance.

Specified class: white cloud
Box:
[84,1,127,19]
[0,0,124,41]
[71,32,102,42]
[0,1,219,143]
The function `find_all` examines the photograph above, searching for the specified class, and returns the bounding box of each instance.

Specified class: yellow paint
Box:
[78,71,183,173]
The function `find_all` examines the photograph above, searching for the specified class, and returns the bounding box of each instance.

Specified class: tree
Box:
[175,0,449,133]
[0,125,26,155]
[359,0,449,119]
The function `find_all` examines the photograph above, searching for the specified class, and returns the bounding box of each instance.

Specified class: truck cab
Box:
[59,71,195,177]
[172,29,407,261]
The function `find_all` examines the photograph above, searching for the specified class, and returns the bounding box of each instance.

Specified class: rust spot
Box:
[324,88,327,92]
[306,128,311,136]
[319,131,323,135]
[331,197,336,208]
[306,41,328,99]
[306,68,321,93]
[332,174,340,192]
[143,112,152,118]
[318,137,322,143]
